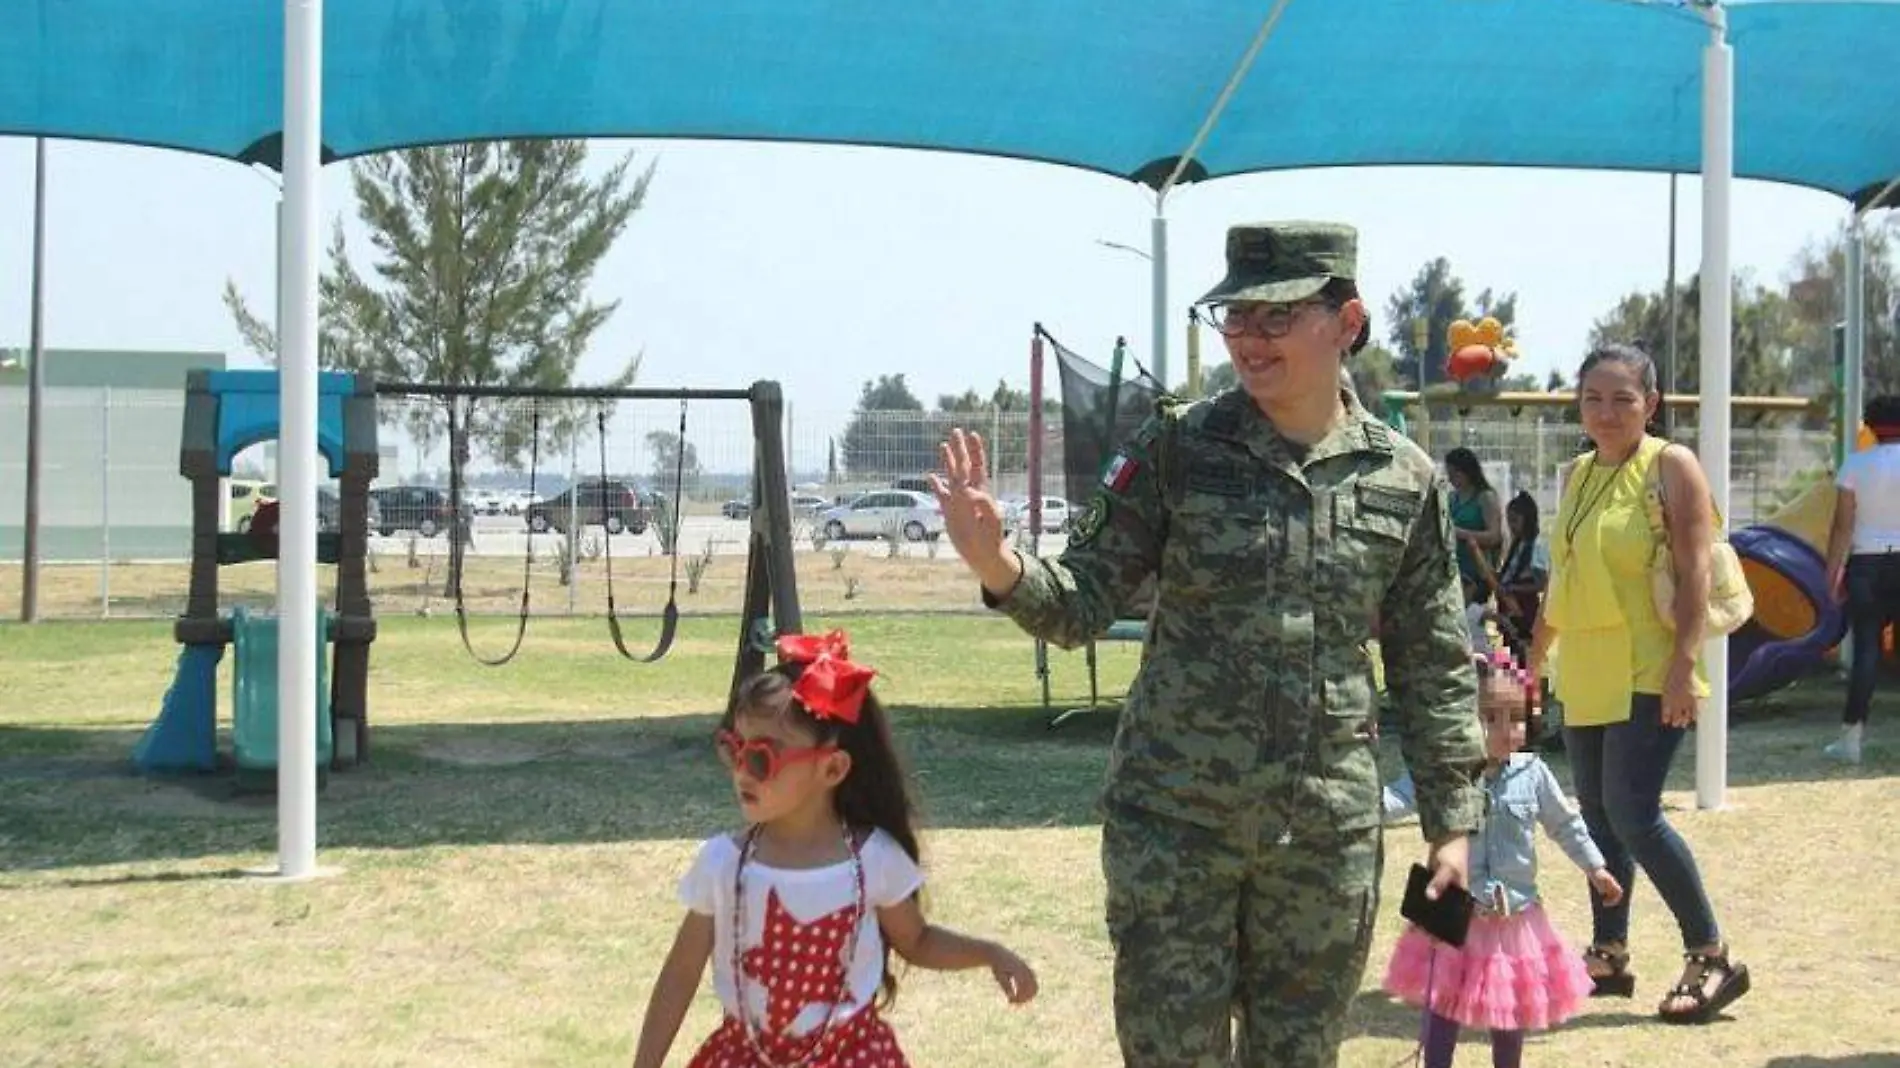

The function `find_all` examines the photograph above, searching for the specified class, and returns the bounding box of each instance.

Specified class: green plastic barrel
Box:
[231,605,334,791]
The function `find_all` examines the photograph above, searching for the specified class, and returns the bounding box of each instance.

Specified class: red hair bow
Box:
[775,630,876,725]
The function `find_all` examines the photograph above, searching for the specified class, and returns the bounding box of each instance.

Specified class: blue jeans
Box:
[1565,694,1721,950]
[1844,553,1900,726]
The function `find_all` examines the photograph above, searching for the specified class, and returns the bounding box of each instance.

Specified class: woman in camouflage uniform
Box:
[933,221,1487,1068]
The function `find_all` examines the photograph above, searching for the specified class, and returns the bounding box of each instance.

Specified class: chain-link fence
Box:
[1405,409,1837,526]
[0,386,1838,620]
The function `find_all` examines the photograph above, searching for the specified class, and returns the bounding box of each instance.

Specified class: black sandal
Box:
[1583,944,1635,998]
[1659,946,1751,1024]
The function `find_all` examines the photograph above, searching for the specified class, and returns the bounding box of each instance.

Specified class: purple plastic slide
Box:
[1727,526,1848,702]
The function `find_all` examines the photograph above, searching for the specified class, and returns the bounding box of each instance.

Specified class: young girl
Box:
[631,630,1038,1068]
[1382,651,1622,1068]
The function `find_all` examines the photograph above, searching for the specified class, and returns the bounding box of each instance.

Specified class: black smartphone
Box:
[1400,862,1475,948]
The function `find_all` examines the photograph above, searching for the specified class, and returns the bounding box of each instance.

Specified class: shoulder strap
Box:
[1647,438,1725,539]
[1645,439,1670,544]
[1156,400,1187,513]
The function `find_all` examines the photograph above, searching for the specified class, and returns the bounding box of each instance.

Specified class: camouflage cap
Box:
[1197,221,1357,305]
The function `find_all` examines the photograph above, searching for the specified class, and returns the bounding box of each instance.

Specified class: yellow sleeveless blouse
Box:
[1546,436,1709,727]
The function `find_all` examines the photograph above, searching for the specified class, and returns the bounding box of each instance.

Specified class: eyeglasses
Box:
[715,728,836,782]
[1194,300,1334,338]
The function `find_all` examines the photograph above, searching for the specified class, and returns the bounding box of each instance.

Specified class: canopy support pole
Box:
[20,137,47,623]
[1844,218,1865,467]
[1149,0,1294,390]
[1151,211,1169,389]
[1662,173,1679,439]
[1695,2,1732,812]
[276,0,324,879]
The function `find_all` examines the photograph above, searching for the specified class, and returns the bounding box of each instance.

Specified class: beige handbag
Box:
[1644,443,1754,637]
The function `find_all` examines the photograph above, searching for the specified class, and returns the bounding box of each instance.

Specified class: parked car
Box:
[316,487,384,533]
[999,496,1073,534]
[231,479,272,532]
[248,484,385,534]
[525,479,649,535]
[818,490,944,542]
[890,474,936,494]
[723,494,828,522]
[368,485,462,538]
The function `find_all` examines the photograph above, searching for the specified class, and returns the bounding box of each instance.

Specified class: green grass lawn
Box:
[0,615,1895,1066]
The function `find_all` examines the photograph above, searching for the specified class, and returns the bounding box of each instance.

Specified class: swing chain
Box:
[450,398,539,667]
[598,399,687,663]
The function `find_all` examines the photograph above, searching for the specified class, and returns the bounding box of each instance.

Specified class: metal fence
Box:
[0,387,1837,620]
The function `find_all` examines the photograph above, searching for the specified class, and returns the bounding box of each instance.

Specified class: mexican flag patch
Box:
[1102,453,1139,493]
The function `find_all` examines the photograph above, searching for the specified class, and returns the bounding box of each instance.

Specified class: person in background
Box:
[1822,394,1900,764]
[1445,447,1504,605]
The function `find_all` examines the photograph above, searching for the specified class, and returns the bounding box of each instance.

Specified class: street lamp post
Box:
[1095,238,1205,397]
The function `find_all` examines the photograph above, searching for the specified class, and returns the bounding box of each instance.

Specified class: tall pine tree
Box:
[224,140,654,468]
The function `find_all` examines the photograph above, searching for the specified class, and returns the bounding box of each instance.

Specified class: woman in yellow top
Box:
[1530,344,1750,1026]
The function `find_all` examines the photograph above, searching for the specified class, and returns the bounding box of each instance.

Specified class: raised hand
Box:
[929,429,1019,594]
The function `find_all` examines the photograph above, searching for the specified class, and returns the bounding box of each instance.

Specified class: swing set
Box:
[376,380,807,710]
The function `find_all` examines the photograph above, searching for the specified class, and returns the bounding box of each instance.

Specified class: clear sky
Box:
[0,136,1854,424]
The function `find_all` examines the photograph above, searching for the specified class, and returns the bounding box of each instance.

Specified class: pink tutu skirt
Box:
[1382,903,1594,1032]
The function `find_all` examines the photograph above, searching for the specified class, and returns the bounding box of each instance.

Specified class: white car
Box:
[1004,496,1072,533]
[818,490,945,542]
[791,493,830,517]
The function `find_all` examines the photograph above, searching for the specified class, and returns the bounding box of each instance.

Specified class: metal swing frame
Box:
[377,380,805,713]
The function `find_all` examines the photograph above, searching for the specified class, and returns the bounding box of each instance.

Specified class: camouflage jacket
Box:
[988,388,1485,843]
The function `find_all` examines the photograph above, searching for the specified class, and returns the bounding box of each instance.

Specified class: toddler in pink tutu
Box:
[1382,651,1623,1068]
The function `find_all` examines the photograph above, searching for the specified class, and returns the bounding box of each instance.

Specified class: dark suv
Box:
[525,479,649,535]
[368,485,463,538]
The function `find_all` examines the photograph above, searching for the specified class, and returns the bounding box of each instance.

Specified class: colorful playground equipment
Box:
[1728,422,1893,700]
[132,370,377,786]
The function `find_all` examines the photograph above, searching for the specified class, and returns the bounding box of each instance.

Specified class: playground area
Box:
[0,335,1891,1068]
[0,614,1893,1067]
[8,4,1900,1063]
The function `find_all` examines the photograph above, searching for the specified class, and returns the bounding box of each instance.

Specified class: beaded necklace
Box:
[730,821,866,1068]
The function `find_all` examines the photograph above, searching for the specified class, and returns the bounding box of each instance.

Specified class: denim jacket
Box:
[1384,753,1604,915]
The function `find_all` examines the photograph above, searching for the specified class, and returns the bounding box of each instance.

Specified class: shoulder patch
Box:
[1070,495,1109,546]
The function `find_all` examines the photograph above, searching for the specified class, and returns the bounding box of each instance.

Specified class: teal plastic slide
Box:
[231,606,334,791]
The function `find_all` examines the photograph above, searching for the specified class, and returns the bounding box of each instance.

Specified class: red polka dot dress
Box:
[678,829,921,1068]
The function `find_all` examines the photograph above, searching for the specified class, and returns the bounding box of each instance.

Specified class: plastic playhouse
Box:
[132,369,378,789]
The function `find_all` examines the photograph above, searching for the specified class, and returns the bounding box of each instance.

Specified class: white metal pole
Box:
[22,137,47,623]
[101,386,111,616]
[1146,0,1291,392]
[277,0,324,878]
[1839,215,1868,681]
[1695,6,1732,811]
[1843,218,1866,462]
[1663,174,1680,440]
[1151,212,1170,389]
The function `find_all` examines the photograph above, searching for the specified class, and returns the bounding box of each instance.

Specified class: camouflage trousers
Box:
[1102,801,1383,1068]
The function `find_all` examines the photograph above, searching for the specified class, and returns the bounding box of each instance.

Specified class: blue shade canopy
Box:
[2,0,1897,203]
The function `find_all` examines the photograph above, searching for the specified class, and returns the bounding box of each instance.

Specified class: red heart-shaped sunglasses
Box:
[715,729,837,782]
